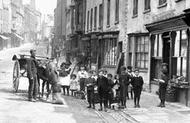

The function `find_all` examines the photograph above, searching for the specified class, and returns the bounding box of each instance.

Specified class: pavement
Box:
[1,42,190,123]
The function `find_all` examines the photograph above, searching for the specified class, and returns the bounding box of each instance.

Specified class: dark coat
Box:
[27,58,38,79]
[119,72,130,99]
[131,76,144,88]
[86,77,96,91]
[97,76,109,91]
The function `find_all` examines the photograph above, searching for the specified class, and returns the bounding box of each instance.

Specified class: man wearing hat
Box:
[157,63,169,107]
[27,49,39,102]
[119,66,130,108]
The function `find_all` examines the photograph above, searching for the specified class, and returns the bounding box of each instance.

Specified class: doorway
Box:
[162,32,171,77]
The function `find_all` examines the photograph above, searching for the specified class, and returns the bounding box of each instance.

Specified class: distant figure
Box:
[131,69,144,108]
[78,66,88,92]
[127,66,134,99]
[86,70,96,109]
[107,74,114,108]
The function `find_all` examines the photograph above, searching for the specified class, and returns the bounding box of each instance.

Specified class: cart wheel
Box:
[13,60,20,92]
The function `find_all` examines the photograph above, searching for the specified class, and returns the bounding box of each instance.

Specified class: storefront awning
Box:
[0,35,9,40]
[14,33,24,40]
[145,14,188,34]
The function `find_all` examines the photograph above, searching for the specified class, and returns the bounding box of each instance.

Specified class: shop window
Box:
[153,34,162,57]
[133,0,138,17]
[107,0,110,26]
[144,0,150,12]
[173,30,187,77]
[104,38,117,66]
[115,0,119,23]
[135,36,149,69]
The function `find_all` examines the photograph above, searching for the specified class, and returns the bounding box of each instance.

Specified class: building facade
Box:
[84,0,127,73]
[24,0,41,43]
[126,0,190,106]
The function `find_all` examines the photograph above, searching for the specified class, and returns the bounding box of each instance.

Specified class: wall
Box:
[126,0,188,85]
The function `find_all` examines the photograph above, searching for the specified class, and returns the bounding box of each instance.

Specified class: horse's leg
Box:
[42,80,46,98]
[37,76,41,98]
[46,82,51,100]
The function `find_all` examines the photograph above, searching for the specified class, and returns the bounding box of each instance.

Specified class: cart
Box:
[12,54,49,92]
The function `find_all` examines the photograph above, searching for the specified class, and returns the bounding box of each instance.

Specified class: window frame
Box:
[99,4,103,29]
[144,0,151,13]
[115,0,119,24]
[135,36,149,69]
[94,6,97,30]
[87,11,89,31]
[133,0,138,17]
[90,8,93,31]
[107,0,110,26]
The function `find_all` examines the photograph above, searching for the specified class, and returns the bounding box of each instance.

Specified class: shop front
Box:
[146,14,190,106]
[97,31,119,75]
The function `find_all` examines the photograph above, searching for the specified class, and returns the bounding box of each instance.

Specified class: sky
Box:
[23,0,57,15]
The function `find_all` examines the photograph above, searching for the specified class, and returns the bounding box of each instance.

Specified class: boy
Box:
[131,69,144,108]
[97,70,109,112]
[107,74,114,109]
[86,70,96,109]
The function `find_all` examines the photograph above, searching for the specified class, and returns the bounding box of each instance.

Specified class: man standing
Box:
[27,49,38,102]
[97,70,109,112]
[157,63,169,107]
[119,66,130,108]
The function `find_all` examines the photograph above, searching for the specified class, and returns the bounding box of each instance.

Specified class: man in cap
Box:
[157,63,169,107]
[119,66,130,108]
[27,49,39,102]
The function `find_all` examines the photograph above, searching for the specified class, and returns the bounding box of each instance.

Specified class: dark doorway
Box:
[162,32,170,75]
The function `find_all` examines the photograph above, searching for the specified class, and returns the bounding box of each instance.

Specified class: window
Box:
[115,0,119,22]
[107,0,110,26]
[87,11,89,31]
[104,38,117,66]
[99,4,103,28]
[153,34,163,57]
[133,0,138,16]
[174,30,187,77]
[144,0,150,11]
[94,7,97,29]
[90,9,93,31]
[135,36,149,69]
[159,0,167,6]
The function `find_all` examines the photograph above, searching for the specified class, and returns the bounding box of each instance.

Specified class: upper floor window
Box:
[99,4,103,28]
[133,0,138,17]
[159,0,167,6]
[90,9,93,31]
[115,0,119,23]
[107,0,110,26]
[144,0,150,11]
[94,7,97,29]
[87,11,89,31]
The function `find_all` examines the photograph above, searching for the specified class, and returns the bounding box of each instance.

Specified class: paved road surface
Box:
[0,42,124,123]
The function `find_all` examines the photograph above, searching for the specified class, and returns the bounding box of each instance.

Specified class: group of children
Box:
[59,63,144,111]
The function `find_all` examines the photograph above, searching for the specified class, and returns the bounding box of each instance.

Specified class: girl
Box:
[70,74,78,96]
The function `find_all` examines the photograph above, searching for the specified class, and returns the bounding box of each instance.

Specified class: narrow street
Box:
[0,42,131,123]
